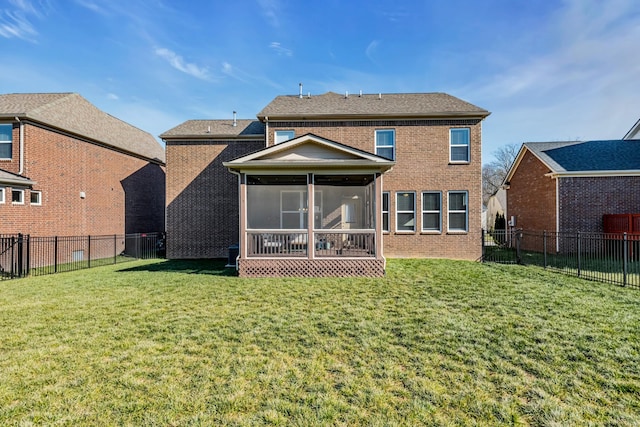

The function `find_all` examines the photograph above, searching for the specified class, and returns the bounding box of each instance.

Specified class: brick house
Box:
[0,93,166,237]
[504,140,640,235]
[162,91,490,276]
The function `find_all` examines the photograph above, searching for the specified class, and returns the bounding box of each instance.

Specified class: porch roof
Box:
[223,133,395,172]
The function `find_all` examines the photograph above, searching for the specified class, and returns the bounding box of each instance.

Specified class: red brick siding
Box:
[506,150,556,233]
[268,119,483,260]
[0,123,165,236]
[559,176,640,233]
[165,139,264,258]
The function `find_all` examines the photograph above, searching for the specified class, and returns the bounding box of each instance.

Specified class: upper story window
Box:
[275,130,295,144]
[0,124,12,159]
[450,128,470,163]
[375,129,395,160]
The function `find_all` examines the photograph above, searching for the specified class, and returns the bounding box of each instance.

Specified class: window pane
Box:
[0,125,12,141]
[449,213,467,231]
[383,212,389,232]
[281,192,301,211]
[450,146,469,162]
[0,143,11,159]
[376,147,394,160]
[423,212,440,230]
[450,128,469,145]
[12,190,23,203]
[397,213,415,231]
[382,192,389,211]
[397,192,414,211]
[423,193,440,211]
[376,130,394,146]
[449,192,467,210]
[275,131,294,144]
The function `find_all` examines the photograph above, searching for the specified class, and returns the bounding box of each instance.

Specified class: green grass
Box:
[1,259,639,426]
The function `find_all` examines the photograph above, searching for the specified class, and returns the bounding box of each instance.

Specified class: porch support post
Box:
[239,173,248,260]
[375,173,384,258]
[308,173,315,260]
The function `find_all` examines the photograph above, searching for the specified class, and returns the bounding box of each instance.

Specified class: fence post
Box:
[88,235,91,269]
[543,230,547,269]
[516,230,522,264]
[25,235,30,277]
[577,232,581,278]
[114,234,117,265]
[623,232,628,287]
[481,229,485,261]
[17,234,24,278]
[54,236,58,273]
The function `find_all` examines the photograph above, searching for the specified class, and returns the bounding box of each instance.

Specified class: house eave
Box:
[257,111,490,122]
[545,170,640,178]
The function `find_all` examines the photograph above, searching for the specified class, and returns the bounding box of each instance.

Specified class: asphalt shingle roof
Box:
[257,92,490,119]
[525,140,640,172]
[0,93,165,163]
[160,119,265,139]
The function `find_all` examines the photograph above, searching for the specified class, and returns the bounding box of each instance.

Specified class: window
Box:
[12,189,24,204]
[375,129,395,160]
[396,191,415,232]
[422,191,442,232]
[0,124,12,159]
[382,192,390,233]
[275,130,295,144]
[450,128,470,163]
[30,190,42,205]
[448,191,468,232]
[0,187,4,203]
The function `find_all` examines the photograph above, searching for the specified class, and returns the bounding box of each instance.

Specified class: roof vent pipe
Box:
[359,90,362,97]
[233,111,237,127]
[379,93,382,99]
[345,90,349,98]
[299,83,303,98]
[307,92,311,98]
[207,125,211,133]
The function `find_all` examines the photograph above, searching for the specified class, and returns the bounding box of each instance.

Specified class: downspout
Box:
[265,116,269,148]
[555,177,560,252]
[15,117,24,175]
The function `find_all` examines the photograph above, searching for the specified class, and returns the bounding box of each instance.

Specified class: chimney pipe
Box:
[299,83,303,98]
[233,111,237,127]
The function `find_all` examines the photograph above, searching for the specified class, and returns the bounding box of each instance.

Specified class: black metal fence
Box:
[1,232,164,280]
[482,229,640,288]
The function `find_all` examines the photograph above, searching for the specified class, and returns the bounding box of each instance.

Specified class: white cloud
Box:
[365,40,379,62]
[154,47,211,81]
[258,0,280,27]
[269,42,292,57]
[0,0,43,42]
[106,93,119,100]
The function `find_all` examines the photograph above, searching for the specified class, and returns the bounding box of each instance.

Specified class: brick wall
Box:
[559,176,640,233]
[165,139,264,258]
[506,150,556,233]
[268,119,483,260]
[0,123,165,236]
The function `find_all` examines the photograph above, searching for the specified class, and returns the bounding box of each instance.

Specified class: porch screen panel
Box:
[313,174,375,230]
[246,175,307,229]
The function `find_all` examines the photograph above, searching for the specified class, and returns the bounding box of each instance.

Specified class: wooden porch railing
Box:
[246,230,376,258]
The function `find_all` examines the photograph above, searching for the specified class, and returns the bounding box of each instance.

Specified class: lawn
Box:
[0,259,639,426]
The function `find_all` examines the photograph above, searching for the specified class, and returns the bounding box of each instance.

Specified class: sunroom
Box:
[223,134,395,277]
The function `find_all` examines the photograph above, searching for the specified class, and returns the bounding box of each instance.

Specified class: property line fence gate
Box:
[482,229,640,289]
[1,232,164,280]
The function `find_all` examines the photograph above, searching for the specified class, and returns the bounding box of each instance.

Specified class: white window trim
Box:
[0,187,4,203]
[421,191,442,233]
[30,190,42,206]
[395,191,416,233]
[382,191,390,233]
[375,129,396,160]
[447,190,469,233]
[449,128,470,164]
[275,130,295,144]
[11,189,24,205]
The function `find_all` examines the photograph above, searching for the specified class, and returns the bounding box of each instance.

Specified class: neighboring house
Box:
[0,93,166,237]
[504,140,640,235]
[623,118,640,140]
[485,188,506,231]
[162,91,490,276]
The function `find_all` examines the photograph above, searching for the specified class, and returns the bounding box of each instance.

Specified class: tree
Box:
[482,143,519,206]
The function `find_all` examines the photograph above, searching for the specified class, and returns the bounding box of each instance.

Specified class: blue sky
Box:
[2,0,639,163]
